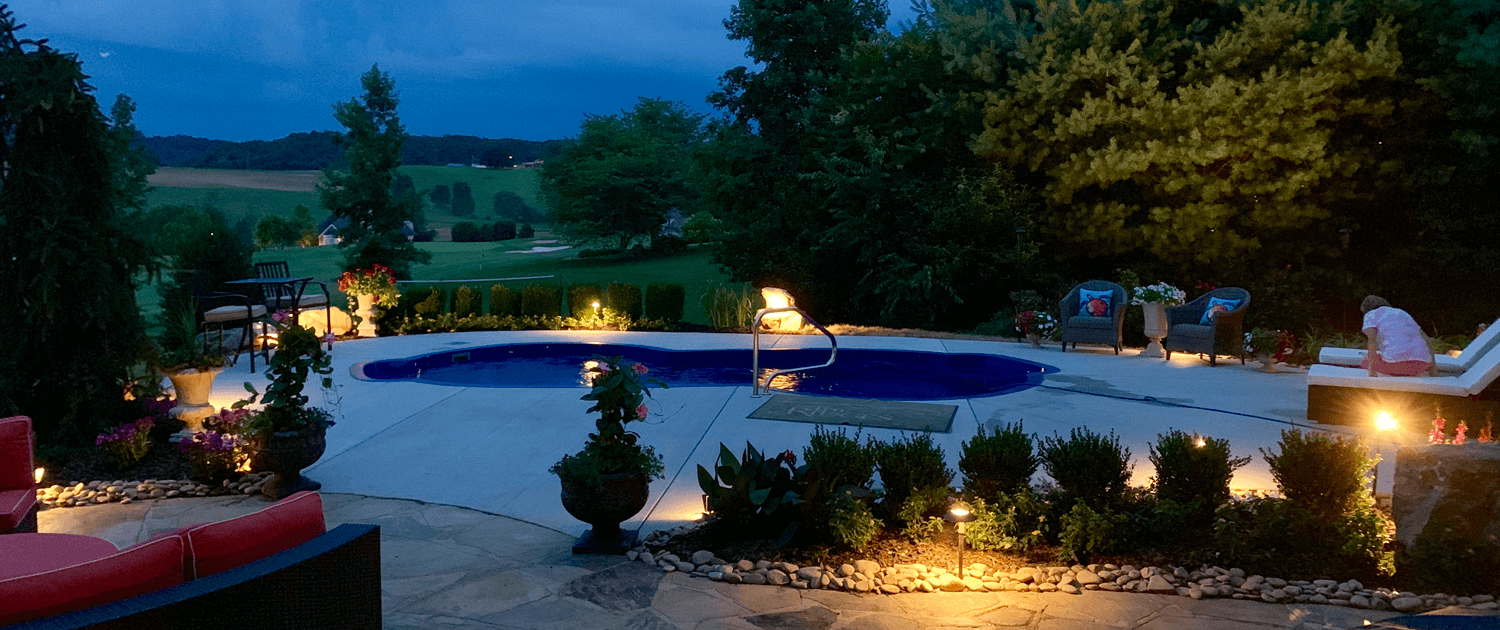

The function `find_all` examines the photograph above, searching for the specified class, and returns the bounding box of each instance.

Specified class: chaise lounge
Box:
[1307,338,1500,427]
[1316,316,1500,375]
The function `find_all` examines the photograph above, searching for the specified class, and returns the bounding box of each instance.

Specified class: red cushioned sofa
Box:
[0,416,38,534]
[0,491,380,629]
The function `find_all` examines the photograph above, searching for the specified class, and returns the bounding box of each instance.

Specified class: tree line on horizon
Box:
[137,131,567,171]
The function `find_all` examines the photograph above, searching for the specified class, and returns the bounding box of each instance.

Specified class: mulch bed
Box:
[37,440,197,487]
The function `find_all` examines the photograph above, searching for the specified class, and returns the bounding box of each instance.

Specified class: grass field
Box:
[144,166,545,229]
[139,233,737,327]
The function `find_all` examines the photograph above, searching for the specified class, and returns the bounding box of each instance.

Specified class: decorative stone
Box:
[1392,597,1424,612]
[1145,576,1175,593]
[837,564,855,578]
[767,570,789,586]
[1075,569,1102,585]
[1393,444,1500,547]
[736,559,754,572]
[797,567,822,581]
[854,560,880,575]
[880,584,900,594]
[691,550,715,565]
[741,572,767,585]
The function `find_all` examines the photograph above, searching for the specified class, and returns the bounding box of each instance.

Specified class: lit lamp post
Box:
[1372,411,1398,498]
[945,501,977,575]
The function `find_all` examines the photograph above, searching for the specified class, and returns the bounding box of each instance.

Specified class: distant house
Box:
[319,218,416,244]
[520,160,545,169]
[660,209,688,237]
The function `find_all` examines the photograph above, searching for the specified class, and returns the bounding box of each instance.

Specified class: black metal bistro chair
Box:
[191,273,266,370]
[254,261,333,349]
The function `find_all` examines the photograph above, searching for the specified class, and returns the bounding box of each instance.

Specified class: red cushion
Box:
[0,536,184,625]
[0,488,34,532]
[182,491,325,580]
[0,416,34,492]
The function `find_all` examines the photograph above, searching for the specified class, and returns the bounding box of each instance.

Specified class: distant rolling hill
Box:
[138,132,568,171]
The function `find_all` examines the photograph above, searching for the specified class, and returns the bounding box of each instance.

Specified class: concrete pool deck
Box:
[198,330,1369,539]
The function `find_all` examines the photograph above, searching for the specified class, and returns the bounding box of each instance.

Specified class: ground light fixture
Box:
[34,467,43,484]
[945,500,977,575]
[1372,411,1398,497]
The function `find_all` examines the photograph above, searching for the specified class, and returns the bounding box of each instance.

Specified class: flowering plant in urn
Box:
[550,355,667,491]
[1131,282,1187,306]
[337,263,399,307]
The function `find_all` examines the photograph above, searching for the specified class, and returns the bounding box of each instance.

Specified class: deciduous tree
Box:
[540,98,704,251]
[451,181,475,216]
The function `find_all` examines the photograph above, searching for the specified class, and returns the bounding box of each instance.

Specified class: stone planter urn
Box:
[560,472,650,554]
[1255,352,1278,372]
[253,428,326,500]
[1140,303,1169,358]
[1026,332,1043,349]
[168,368,222,440]
[353,293,378,338]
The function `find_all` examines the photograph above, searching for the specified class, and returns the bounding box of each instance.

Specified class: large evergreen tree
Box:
[0,7,156,442]
[319,64,430,278]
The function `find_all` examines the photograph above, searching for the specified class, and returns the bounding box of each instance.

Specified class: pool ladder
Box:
[751,307,837,397]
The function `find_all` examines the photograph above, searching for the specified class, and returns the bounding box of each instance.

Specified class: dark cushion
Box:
[0,536,185,625]
[1067,315,1116,330]
[181,490,325,580]
[1171,323,1215,339]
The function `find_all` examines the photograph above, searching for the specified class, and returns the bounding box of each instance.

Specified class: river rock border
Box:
[633,528,1498,616]
[34,473,271,508]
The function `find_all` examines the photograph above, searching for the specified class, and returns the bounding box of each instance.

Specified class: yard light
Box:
[758,288,803,332]
[591,301,600,312]
[1372,411,1398,499]
[945,500,977,575]
[1194,434,1206,448]
[34,467,44,484]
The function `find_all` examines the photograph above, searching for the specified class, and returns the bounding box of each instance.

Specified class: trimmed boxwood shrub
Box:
[520,284,562,317]
[400,286,446,318]
[871,433,952,520]
[1150,430,1248,520]
[490,284,520,316]
[606,282,642,319]
[1261,429,1376,518]
[960,421,1040,503]
[1040,427,1131,511]
[567,284,604,318]
[492,221,516,241]
[518,224,535,238]
[453,285,482,318]
[645,284,685,322]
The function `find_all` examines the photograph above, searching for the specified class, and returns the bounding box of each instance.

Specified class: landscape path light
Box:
[1372,411,1398,498]
[945,499,977,575]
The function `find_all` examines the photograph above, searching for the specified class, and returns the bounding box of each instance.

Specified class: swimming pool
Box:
[354,342,1056,400]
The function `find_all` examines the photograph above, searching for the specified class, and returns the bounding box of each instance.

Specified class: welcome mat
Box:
[748,394,958,433]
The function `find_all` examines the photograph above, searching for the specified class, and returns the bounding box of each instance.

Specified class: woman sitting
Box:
[1360,295,1437,377]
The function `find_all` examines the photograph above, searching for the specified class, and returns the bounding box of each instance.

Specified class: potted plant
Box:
[550,355,667,554]
[1014,310,1057,348]
[337,264,399,338]
[1246,328,1293,372]
[1131,282,1187,358]
[156,300,229,437]
[234,311,336,500]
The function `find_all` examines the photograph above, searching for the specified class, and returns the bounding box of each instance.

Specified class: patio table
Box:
[0,532,119,579]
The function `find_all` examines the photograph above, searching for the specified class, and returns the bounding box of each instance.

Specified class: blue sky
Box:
[9,1,914,141]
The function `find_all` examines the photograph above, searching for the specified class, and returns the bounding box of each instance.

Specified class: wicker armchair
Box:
[1163,288,1251,366]
[1058,281,1127,354]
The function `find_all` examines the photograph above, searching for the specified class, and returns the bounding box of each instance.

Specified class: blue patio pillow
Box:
[1200,297,1242,324]
[1079,289,1113,318]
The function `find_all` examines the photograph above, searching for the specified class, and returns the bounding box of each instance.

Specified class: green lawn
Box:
[144,187,321,225]
[143,166,545,229]
[135,236,736,327]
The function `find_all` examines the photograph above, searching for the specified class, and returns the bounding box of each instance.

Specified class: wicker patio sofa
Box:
[1,492,380,629]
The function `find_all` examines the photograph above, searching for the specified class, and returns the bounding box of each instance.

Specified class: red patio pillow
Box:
[0,536,184,625]
[181,491,325,580]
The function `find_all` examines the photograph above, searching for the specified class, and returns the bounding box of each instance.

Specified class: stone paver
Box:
[37,494,1467,629]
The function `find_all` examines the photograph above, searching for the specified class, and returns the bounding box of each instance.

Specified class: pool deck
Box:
[201,330,1367,539]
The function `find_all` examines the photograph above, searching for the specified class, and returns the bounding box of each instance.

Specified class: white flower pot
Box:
[1141,303,1168,359]
[168,368,221,439]
[355,293,378,337]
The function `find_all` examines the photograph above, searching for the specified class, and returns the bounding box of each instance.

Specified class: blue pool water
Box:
[356,343,1056,401]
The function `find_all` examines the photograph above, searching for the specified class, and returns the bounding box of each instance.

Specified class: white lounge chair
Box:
[1317,316,1500,375]
[1307,337,1500,426]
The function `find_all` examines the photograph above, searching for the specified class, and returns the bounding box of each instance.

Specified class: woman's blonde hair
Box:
[1361,295,1390,313]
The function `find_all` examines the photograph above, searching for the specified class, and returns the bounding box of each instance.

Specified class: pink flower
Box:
[1455,421,1468,445]
[632,363,649,375]
[635,404,648,418]
[272,310,291,323]
[597,363,612,372]
[1430,415,1448,444]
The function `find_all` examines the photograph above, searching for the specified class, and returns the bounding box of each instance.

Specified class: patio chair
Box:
[1307,339,1500,426]
[0,415,38,534]
[255,261,332,348]
[1317,315,1500,375]
[1163,288,1251,366]
[1057,280,1127,354]
[192,273,266,371]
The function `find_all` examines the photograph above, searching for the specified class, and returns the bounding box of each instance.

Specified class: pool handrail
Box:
[752,307,838,397]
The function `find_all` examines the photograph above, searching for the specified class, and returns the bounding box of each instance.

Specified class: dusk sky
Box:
[8,1,916,142]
